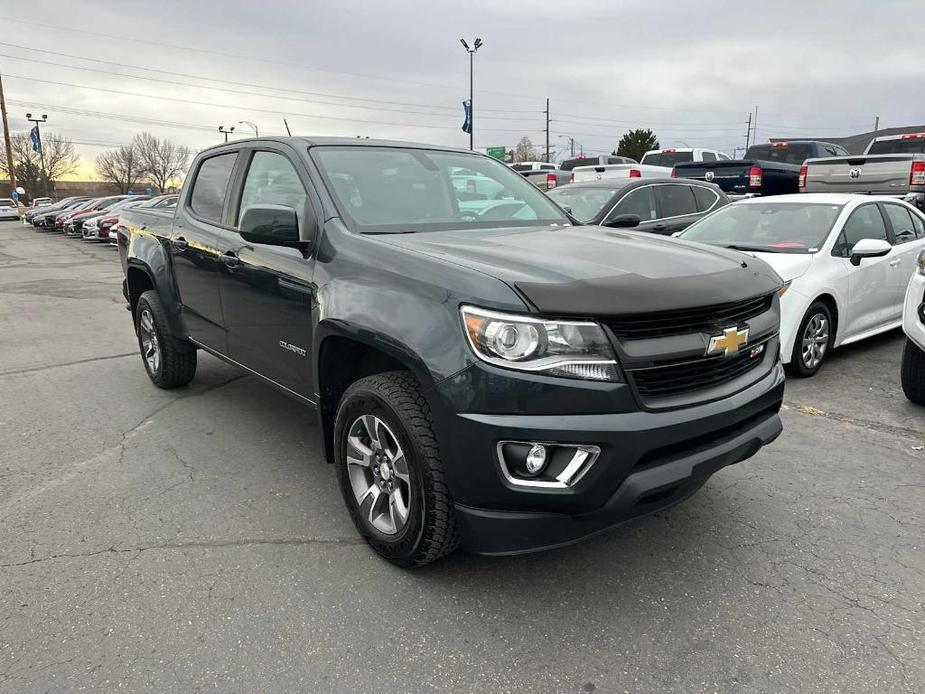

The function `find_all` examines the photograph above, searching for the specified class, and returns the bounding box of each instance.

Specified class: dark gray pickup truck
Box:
[117,137,785,567]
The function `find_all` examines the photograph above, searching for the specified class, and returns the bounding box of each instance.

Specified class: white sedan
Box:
[901,249,925,403]
[0,198,19,220]
[679,194,925,376]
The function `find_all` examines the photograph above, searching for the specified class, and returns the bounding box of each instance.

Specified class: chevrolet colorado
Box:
[117,137,785,567]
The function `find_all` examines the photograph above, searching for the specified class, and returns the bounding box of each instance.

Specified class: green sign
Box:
[486,146,506,160]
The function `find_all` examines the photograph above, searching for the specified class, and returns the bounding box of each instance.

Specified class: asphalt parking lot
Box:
[0,220,922,693]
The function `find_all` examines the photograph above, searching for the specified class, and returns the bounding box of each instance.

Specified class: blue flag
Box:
[461,100,472,134]
[30,125,41,153]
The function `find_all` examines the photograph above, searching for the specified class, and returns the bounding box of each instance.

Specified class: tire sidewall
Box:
[135,296,163,382]
[334,387,427,563]
[790,302,833,377]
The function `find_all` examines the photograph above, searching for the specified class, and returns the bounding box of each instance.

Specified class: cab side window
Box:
[610,186,656,221]
[701,151,717,162]
[237,152,307,227]
[882,204,917,244]
[189,153,237,223]
[834,205,888,257]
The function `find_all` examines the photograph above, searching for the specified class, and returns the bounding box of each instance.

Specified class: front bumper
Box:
[434,359,786,555]
[903,272,925,351]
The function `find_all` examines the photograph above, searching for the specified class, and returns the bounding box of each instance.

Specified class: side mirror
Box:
[605,213,641,228]
[240,204,315,251]
[849,238,891,266]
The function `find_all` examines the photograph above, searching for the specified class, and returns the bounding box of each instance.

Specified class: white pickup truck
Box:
[802,132,925,209]
[571,147,729,183]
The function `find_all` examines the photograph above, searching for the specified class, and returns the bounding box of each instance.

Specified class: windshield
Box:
[867,138,925,155]
[642,151,693,167]
[680,202,843,253]
[312,146,569,232]
[547,185,622,222]
[745,144,814,165]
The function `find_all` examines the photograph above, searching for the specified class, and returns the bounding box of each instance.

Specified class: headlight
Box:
[461,306,621,382]
[917,248,925,276]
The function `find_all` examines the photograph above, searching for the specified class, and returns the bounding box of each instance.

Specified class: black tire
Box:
[787,301,834,378]
[901,338,925,405]
[334,371,458,567]
[135,290,197,389]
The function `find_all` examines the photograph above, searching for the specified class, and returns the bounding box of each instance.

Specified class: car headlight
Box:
[461,306,621,381]
[917,248,925,276]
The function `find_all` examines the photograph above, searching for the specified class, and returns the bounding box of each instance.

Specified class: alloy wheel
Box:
[139,308,161,375]
[345,415,412,536]
[801,312,829,369]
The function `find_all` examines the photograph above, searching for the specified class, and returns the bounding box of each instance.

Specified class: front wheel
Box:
[901,338,925,404]
[334,371,458,567]
[135,290,197,389]
[787,301,833,378]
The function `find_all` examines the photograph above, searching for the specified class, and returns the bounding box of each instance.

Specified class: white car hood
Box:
[742,252,814,283]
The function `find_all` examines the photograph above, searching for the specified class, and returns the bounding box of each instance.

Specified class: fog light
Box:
[525,444,547,474]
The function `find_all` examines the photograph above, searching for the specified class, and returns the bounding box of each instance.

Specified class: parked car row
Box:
[24,194,178,245]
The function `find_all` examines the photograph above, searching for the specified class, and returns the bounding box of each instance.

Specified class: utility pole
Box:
[0,73,16,193]
[874,116,880,132]
[545,98,550,163]
[26,113,48,197]
[745,112,752,150]
[218,125,235,142]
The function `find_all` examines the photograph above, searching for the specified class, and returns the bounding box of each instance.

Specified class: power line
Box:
[554,111,746,127]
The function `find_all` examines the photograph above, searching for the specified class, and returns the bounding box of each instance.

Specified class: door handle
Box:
[172,236,188,251]
[222,251,240,268]
[889,258,902,267]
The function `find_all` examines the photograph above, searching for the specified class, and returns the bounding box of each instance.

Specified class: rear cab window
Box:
[189,153,238,223]
[641,151,693,167]
[867,137,925,155]
[745,143,816,165]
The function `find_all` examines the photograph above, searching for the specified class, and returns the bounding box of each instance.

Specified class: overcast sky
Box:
[5,0,922,177]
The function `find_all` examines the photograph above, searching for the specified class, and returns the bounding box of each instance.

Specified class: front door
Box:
[835,203,898,339]
[219,148,316,399]
[171,151,239,351]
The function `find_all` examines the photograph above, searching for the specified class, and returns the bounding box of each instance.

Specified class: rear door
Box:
[171,150,239,352]
[881,202,925,305]
[652,183,701,234]
[218,145,318,399]
[832,203,898,338]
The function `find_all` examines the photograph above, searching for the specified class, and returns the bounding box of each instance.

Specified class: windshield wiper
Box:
[723,243,784,253]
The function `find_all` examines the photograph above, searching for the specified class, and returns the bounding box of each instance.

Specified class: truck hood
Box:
[735,251,814,283]
[375,225,782,315]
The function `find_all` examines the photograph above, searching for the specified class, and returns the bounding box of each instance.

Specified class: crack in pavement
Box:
[0,352,137,378]
[782,401,925,442]
[0,536,364,568]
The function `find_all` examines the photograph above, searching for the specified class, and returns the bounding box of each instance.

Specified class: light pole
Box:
[459,37,482,151]
[238,120,258,137]
[218,125,235,142]
[26,112,48,197]
[557,134,578,158]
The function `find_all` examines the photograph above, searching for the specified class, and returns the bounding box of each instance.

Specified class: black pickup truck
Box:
[672,141,848,197]
[117,137,785,567]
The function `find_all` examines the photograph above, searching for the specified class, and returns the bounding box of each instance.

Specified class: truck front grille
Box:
[604,293,773,340]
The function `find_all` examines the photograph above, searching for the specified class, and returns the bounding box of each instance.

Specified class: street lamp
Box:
[218,125,235,142]
[26,113,49,197]
[238,120,258,137]
[459,37,482,151]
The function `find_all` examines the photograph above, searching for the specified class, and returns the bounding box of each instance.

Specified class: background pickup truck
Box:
[640,147,731,167]
[116,136,785,567]
[510,161,572,190]
[801,132,925,208]
[672,141,848,198]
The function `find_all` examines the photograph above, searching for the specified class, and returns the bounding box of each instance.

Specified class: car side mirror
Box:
[604,213,641,228]
[240,204,315,252]
[849,237,891,266]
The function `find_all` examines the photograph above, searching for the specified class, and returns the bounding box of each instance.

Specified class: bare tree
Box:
[134,132,190,193]
[513,136,537,163]
[0,132,79,198]
[96,144,144,194]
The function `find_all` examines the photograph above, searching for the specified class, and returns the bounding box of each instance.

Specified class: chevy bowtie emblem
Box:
[708,327,749,356]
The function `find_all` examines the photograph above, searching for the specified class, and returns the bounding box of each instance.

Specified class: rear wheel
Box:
[901,338,925,404]
[135,290,197,389]
[787,301,833,378]
[334,371,458,567]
